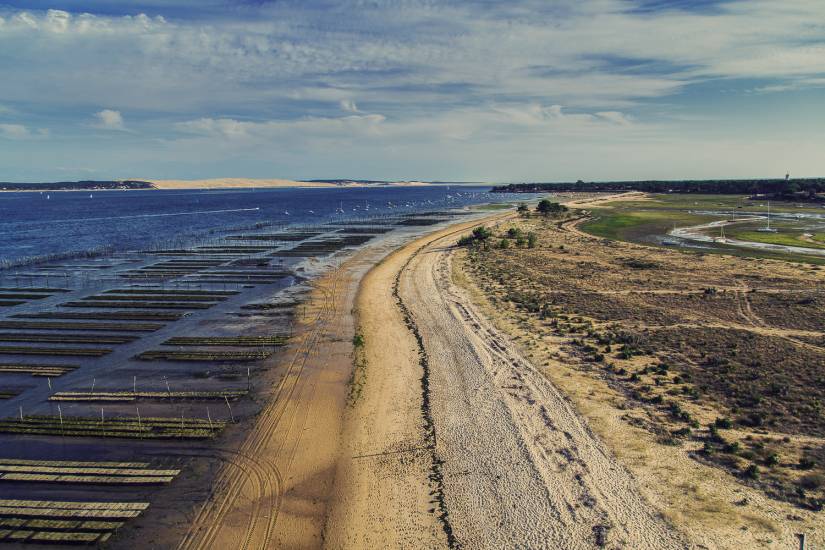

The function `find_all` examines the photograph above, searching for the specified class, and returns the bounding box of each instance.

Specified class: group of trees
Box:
[458,225,537,249]
[457,199,566,249]
[498,227,538,249]
[517,199,568,217]
[493,178,825,200]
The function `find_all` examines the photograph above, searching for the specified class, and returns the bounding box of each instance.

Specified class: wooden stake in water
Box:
[207,407,213,431]
[224,395,235,423]
[133,375,137,394]
[57,404,63,434]
[19,406,23,422]
[47,377,52,393]
[247,367,251,392]
[91,377,96,393]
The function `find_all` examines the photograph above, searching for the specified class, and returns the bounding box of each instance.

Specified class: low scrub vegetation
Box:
[461,213,825,511]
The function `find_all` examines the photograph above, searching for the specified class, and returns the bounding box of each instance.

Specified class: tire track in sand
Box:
[178,268,343,550]
[397,232,688,548]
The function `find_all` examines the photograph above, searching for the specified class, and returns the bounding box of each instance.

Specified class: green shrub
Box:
[723,441,741,454]
[473,226,492,241]
[714,417,733,429]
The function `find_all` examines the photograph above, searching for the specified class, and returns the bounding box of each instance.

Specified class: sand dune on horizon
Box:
[148,178,338,189]
[147,178,434,189]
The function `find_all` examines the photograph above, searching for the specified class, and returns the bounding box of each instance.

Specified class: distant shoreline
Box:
[0,178,485,192]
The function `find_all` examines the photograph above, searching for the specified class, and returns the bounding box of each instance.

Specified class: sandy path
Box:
[322,241,446,549]
[323,216,514,548]
[397,233,685,548]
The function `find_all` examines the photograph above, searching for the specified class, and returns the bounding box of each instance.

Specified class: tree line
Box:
[492,178,825,200]
[0,180,154,191]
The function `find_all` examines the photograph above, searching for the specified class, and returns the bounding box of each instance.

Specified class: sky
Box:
[0,0,824,182]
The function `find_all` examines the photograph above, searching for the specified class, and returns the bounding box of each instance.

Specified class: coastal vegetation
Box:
[578,194,825,264]
[493,178,825,202]
[459,209,825,513]
[0,180,153,191]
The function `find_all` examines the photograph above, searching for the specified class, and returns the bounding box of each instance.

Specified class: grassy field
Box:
[580,194,825,264]
[582,208,716,241]
[727,226,825,250]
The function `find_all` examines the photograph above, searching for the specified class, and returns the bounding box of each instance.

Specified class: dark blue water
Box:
[0,186,512,266]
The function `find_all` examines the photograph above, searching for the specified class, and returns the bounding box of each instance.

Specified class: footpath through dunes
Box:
[325,205,684,549]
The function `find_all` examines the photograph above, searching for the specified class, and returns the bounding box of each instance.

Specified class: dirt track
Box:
[326,212,685,548]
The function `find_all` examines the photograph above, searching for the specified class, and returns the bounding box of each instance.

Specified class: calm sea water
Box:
[0,186,512,266]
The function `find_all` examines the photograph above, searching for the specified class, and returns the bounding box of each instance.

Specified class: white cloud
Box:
[340,99,359,113]
[2,2,825,179]
[44,10,71,33]
[94,109,125,130]
[0,124,49,139]
[0,124,29,139]
[3,1,824,115]
[177,113,387,142]
[596,111,633,126]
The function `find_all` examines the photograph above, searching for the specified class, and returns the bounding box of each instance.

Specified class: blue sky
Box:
[1,0,824,182]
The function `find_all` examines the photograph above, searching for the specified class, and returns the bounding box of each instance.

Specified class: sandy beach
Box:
[322,205,684,549]
[150,196,822,549]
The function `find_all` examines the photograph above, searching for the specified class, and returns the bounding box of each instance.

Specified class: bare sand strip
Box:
[325,207,684,549]
[323,215,511,549]
[148,178,433,190]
